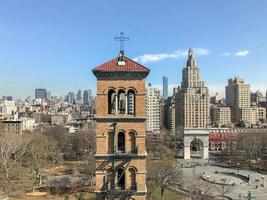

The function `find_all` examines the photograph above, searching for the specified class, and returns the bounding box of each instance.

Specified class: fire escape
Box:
[96,123,138,200]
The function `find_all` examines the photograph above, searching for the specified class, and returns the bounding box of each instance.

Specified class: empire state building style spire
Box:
[187,48,197,67]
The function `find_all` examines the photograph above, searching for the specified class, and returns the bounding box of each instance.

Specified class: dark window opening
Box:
[129,132,136,153]
[108,132,115,154]
[118,132,125,153]
[129,168,137,191]
[117,168,125,190]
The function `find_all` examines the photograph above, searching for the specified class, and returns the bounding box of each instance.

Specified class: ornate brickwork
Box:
[93,55,149,200]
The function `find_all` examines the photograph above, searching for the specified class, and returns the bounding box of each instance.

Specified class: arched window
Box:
[128,90,135,115]
[129,132,136,153]
[108,132,115,154]
[118,90,126,114]
[129,168,137,191]
[118,132,125,153]
[108,90,116,114]
[117,168,125,190]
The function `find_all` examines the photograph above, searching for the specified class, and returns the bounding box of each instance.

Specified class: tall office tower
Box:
[163,76,168,98]
[92,50,149,200]
[175,48,210,128]
[226,77,251,123]
[164,96,176,134]
[145,84,161,133]
[35,89,47,99]
[83,90,89,105]
[76,89,82,102]
[2,96,13,101]
[83,89,92,105]
[66,92,75,105]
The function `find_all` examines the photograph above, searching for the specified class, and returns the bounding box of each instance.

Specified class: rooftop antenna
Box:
[115,32,129,65]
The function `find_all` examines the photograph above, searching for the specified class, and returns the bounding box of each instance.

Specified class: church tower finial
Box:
[187,48,197,67]
[115,32,129,66]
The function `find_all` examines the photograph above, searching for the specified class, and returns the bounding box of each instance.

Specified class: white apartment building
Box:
[0,100,17,115]
[145,84,161,132]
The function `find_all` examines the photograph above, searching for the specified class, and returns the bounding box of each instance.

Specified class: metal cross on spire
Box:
[115,32,129,54]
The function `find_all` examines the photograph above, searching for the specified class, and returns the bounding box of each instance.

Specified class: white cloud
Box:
[220,52,231,57]
[133,48,210,64]
[220,50,250,57]
[234,50,250,57]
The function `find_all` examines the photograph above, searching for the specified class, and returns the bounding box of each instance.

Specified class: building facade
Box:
[35,88,47,99]
[66,92,75,105]
[0,120,23,134]
[93,52,149,200]
[83,89,92,105]
[210,106,231,127]
[175,48,210,128]
[145,84,160,133]
[226,77,250,123]
[164,96,176,134]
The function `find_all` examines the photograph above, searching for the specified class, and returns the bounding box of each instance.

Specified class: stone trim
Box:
[95,117,146,123]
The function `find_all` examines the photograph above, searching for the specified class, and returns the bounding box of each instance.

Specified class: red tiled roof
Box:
[92,56,150,72]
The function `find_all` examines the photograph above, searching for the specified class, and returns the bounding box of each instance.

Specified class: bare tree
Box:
[0,130,28,198]
[44,126,70,152]
[186,179,215,200]
[23,134,62,192]
[147,161,182,200]
[71,129,95,159]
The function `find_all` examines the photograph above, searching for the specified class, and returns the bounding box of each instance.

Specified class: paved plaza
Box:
[176,159,267,200]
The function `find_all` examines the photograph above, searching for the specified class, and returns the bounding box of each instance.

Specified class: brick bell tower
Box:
[92,44,150,199]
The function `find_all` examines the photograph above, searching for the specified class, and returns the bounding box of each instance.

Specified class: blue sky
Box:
[0,0,267,99]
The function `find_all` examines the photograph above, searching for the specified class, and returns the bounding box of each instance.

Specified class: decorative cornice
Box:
[94,71,149,79]
[95,117,146,123]
[94,153,147,159]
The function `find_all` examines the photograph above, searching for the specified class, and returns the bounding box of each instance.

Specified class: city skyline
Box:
[1,0,267,98]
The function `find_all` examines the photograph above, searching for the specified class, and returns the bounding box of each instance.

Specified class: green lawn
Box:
[151,187,187,200]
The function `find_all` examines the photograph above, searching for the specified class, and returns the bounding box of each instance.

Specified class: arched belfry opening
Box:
[118,90,126,114]
[108,90,116,114]
[128,90,135,115]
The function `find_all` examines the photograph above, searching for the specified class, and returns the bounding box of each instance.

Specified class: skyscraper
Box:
[76,89,82,102]
[163,76,168,98]
[66,92,75,105]
[226,77,252,124]
[83,89,92,105]
[175,48,210,128]
[145,84,161,132]
[35,89,47,99]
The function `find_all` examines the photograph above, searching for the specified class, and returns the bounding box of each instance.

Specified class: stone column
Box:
[183,136,191,159]
[125,94,128,114]
[115,94,118,114]
[203,137,209,159]
[203,146,209,159]
[184,146,191,159]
